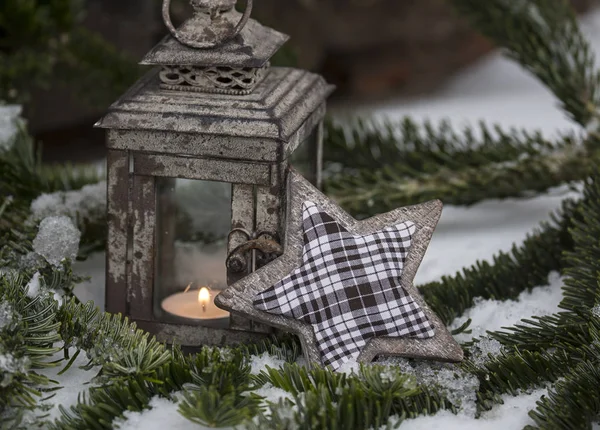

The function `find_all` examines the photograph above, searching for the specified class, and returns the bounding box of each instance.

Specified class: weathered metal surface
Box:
[227,184,255,331]
[282,104,327,161]
[215,170,464,367]
[106,149,130,315]
[242,163,286,335]
[161,0,253,50]
[107,130,279,162]
[159,64,268,95]
[255,186,282,253]
[142,8,288,68]
[136,320,269,347]
[95,68,334,142]
[130,175,156,320]
[133,153,271,185]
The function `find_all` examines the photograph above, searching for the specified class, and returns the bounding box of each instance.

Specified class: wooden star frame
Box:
[215,170,464,367]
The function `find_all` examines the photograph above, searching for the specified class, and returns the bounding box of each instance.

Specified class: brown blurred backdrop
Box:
[31,0,596,163]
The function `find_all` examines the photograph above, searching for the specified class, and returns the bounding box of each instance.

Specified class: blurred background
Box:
[1,0,597,164]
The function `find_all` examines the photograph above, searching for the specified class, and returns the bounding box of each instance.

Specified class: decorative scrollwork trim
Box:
[159,64,268,95]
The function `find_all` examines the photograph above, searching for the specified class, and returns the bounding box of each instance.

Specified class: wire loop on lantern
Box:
[162,0,253,49]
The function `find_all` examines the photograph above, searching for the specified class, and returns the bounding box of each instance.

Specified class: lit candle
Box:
[161,284,229,321]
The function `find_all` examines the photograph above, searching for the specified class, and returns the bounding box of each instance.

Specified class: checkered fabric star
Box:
[253,201,435,370]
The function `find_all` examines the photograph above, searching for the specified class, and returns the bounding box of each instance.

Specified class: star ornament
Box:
[215,170,463,370]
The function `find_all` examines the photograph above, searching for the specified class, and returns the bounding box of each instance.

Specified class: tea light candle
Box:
[161,285,229,321]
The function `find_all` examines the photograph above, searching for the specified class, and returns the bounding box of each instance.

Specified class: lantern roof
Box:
[95,67,334,142]
[96,0,335,146]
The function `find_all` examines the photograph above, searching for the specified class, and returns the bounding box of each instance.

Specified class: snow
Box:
[37,347,101,423]
[378,358,480,415]
[250,352,287,375]
[470,337,504,368]
[450,272,565,342]
[72,252,106,309]
[0,105,22,148]
[0,353,28,374]
[113,395,228,430]
[414,188,579,285]
[252,385,295,410]
[30,182,107,225]
[393,389,547,430]
[26,271,42,298]
[32,216,81,267]
[0,301,14,329]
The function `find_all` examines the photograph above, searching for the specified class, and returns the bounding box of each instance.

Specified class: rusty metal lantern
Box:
[96,0,334,347]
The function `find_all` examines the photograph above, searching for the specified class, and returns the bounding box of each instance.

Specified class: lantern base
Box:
[135,320,270,347]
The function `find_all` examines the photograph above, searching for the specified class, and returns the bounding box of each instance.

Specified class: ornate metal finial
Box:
[162,0,253,49]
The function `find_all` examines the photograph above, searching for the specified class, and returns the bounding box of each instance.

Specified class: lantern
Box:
[96,0,334,347]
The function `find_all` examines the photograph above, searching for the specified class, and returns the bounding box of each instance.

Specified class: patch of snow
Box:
[26,272,42,298]
[250,352,286,375]
[470,337,504,368]
[30,181,106,225]
[592,304,600,318]
[0,105,22,149]
[253,384,294,408]
[32,216,81,266]
[0,301,14,329]
[415,189,579,285]
[19,252,46,271]
[0,353,28,374]
[114,395,231,430]
[295,355,309,368]
[450,272,564,342]
[39,347,101,423]
[337,358,360,376]
[378,358,479,416]
[390,388,546,430]
[72,252,106,309]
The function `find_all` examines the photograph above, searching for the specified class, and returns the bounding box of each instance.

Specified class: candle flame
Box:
[198,287,210,312]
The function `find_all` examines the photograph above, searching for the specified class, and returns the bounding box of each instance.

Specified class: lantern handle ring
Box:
[162,0,253,49]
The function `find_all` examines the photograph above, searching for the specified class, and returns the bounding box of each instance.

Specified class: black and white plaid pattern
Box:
[254,201,435,370]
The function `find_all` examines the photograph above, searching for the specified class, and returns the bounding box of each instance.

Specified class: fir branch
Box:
[240,335,302,363]
[49,350,193,430]
[326,141,592,218]
[53,27,142,107]
[450,0,600,128]
[464,348,571,412]
[0,272,62,429]
[527,321,600,429]
[252,363,453,430]
[0,125,100,206]
[486,174,600,351]
[178,386,262,428]
[0,0,140,105]
[324,117,570,174]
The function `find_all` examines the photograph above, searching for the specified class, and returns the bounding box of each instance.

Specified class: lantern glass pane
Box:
[154,177,231,325]
[290,127,318,185]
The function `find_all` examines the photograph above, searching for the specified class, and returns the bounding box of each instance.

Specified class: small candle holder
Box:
[161,283,229,329]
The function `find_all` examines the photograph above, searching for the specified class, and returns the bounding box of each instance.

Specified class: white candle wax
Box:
[161,289,229,320]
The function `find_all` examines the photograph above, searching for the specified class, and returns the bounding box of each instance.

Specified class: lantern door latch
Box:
[226,230,283,274]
